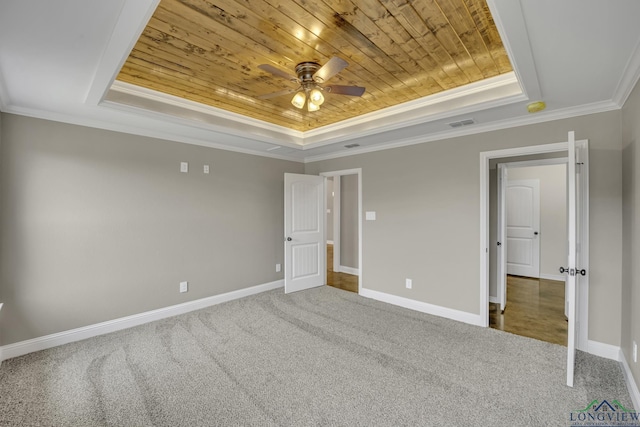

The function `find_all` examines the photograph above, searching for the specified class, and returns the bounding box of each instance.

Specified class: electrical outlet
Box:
[203,165,210,174]
[276,263,281,272]
[405,278,412,289]
[179,281,188,293]
[634,341,638,363]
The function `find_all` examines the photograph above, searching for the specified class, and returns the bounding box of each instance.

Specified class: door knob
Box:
[286,237,292,241]
[559,267,586,276]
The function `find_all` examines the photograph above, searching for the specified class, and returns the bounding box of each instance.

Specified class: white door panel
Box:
[284,173,325,294]
[506,180,540,278]
[565,131,588,387]
[497,165,507,312]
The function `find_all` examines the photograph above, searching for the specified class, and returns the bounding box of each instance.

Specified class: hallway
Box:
[489,275,567,346]
[326,244,358,293]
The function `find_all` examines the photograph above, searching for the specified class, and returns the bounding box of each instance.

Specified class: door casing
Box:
[320,169,362,294]
[480,140,589,351]
[496,158,568,313]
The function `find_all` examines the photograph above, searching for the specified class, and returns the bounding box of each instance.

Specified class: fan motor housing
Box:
[295,62,321,84]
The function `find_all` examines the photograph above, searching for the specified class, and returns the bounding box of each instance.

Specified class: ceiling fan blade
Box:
[313,57,348,83]
[256,88,298,100]
[257,64,298,82]
[325,85,366,96]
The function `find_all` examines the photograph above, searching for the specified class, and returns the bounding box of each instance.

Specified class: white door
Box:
[284,173,325,294]
[496,164,507,312]
[506,179,540,278]
[566,131,578,387]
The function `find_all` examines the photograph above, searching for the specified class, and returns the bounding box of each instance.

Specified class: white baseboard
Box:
[338,265,360,276]
[539,273,566,282]
[489,296,499,304]
[360,288,484,327]
[0,280,283,362]
[587,340,622,361]
[620,350,640,411]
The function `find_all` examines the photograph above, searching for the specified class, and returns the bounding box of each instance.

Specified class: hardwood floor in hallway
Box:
[326,244,358,293]
[489,275,567,346]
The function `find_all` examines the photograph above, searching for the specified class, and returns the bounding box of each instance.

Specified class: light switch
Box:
[366,211,376,221]
[180,162,189,173]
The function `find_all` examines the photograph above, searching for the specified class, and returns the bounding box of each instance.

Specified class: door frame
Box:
[320,169,362,294]
[480,140,589,351]
[496,158,568,313]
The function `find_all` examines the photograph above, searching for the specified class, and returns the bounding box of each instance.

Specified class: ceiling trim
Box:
[303,99,619,163]
[301,73,524,148]
[1,94,620,166]
[85,0,160,105]
[106,81,304,148]
[3,103,304,163]
[0,69,8,111]
[105,72,524,149]
[612,37,640,107]
[487,0,542,101]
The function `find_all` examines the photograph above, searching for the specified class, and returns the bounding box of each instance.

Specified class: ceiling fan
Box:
[257,57,365,112]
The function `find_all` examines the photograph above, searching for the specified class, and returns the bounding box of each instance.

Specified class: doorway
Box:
[490,160,569,345]
[321,170,362,294]
[480,139,589,352]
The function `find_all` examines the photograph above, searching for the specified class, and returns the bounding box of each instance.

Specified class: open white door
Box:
[284,173,326,294]
[497,164,507,313]
[566,131,578,387]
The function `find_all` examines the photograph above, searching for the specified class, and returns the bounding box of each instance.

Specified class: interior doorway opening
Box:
[321,170,362,294]
[490,159,569,345]
[480,137,590,359]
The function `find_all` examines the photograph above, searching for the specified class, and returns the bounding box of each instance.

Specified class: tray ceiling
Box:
[116,0,513,132]
[3,1,640,161]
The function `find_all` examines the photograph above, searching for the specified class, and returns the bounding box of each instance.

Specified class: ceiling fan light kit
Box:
[309,89,324,105]
[258,57,365,112]
[291,91,306,109]
[307,99,320,111]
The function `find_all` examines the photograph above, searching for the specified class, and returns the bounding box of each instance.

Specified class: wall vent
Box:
[344,143,360,149]
[447,118,475,128]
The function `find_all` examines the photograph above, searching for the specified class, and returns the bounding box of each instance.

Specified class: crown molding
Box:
[106,72,523,151]
[613,37,640,107]
[104,82,304,148]
[85,0,160,105]
[303,99,620,163]
[0,68,8,111]
[301,73,524,149]
[2,95,620,166]
[3,104,305,163]
[486,0,542,102]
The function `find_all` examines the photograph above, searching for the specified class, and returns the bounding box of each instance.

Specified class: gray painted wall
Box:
[0,107,628,353]
[306,110,623,346]
[340,175,359,269]
[621,78,640,390]
[0,113,303,345]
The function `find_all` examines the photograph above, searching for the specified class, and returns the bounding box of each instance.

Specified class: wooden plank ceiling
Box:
[117,0,512,132]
